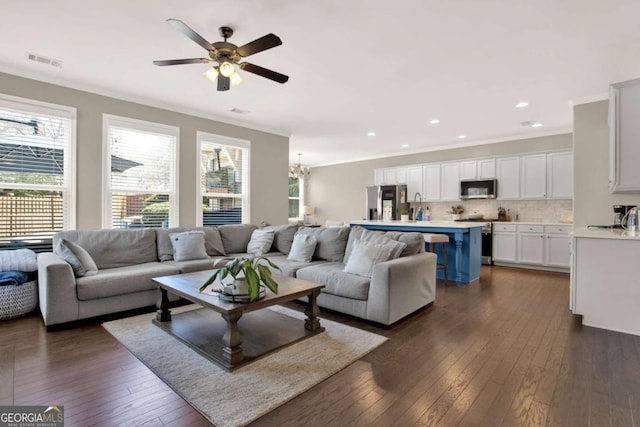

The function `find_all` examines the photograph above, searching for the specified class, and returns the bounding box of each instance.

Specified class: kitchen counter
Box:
[492,221,573,226]
[573,226,640,240]
[349,220,482,284]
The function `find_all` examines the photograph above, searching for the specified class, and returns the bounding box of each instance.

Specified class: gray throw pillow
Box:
[247,229,275,256]
[54,239,98,278]
[344,228,407,263]
[297,226,350,262]
[169,231,209,262]
[287,234,317,263]
[261,224,299,254]
[218,224,258,254]
[343,240,393,278]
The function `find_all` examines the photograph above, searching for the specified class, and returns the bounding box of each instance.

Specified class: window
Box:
[198,132,250,226]
[0,94,76,251]
[103,115,178,229]
[288,176,302,219]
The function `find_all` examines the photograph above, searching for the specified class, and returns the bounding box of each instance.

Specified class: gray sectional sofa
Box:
[38,224,436,328]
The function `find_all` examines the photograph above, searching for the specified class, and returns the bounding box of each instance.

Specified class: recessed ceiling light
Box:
[367,132,376,137]
[531,122,543,128]
[429,119,440,124]
[401,144,409,148]
[458,134,467,139]
[516,101,529,108]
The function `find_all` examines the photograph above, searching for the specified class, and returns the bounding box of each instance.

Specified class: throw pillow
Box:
[343,240,393,278]
[287,234,318,263]
[54,239,98,278]
[343,228,407,263]
[247,229,275,256]
[169,231,209,262]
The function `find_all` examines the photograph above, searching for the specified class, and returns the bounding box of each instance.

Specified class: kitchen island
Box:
[349,220,482,284]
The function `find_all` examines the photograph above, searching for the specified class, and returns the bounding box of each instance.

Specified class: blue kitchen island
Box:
[349,220,483,284]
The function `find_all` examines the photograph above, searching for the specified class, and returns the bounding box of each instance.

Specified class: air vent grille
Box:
[25,52,63,68]
[230,108,250,114]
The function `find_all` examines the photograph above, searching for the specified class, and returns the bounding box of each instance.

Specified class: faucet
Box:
[414,192,422,205]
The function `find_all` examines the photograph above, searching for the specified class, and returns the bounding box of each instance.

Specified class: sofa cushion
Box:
[344,240,394,278]
[344,227,407,263]
[76,262,180,300]
[384,231,425,256]
[260,254,327,278]
[262,224,298,255]
[287,234,317,263]
[163,258,219,274]
[297,226,349,262]
[218,224,258,254]
[156,227,225,261]
[169,231,209,261]
[54,239,98,277]
[54,229,157,269]
[247,229,275,256]
[296,262,371,300]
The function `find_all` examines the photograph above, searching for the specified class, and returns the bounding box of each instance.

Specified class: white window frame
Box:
[102,114,179,228]
[0,93,77,231]
[196,132,250,226]
[288,175,305,221]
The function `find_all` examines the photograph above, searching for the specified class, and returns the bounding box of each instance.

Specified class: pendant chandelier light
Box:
[289,153,310,178]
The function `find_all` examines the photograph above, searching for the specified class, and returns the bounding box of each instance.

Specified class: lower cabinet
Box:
[492,223,571,270]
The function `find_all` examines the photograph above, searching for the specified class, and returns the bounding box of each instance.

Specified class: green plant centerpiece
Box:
[199,256,280,302]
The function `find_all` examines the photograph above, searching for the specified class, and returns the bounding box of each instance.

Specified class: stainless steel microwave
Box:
[460,179,497,199]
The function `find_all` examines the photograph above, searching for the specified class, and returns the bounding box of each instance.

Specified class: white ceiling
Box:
[2,1,640,167]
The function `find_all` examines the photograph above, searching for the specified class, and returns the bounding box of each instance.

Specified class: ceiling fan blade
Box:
[153,58,210,66]
[240,63,289,84]
[167,19,216,52]
[236,34,282,57]
[217,75,230,91]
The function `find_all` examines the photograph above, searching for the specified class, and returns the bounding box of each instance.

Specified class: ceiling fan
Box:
[153,19,289,91]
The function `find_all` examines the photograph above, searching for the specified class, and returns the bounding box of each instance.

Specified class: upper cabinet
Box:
[609,79,640,193]
[497,157,520,199]
[441,162,460,201]
[374,169,384,186]
[395,167,407,184]
[547,152,573,199]
[406,166,423,199]
[374,167,408,185]
[460,159,496,180]
[521,154,547,199]
[423,164,441,201]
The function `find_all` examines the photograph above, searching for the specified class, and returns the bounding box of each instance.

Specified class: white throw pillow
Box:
[169,231,209,262]
[287,234,318,263]
[54,239,98,277]
[343,240,393,278]
[247,229,275,256]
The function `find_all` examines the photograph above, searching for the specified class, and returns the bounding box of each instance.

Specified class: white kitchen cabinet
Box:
[423,164,441,201]
[374,169,383,186]
[395,167,407,184]
[496,157,520,199]
[406,166,423,199]
[493,223,517,263]
[609,79,640,193]
[547,152,573,199]
[544,225,571,268]
[521,154,547,199]
[382,168,397,185]
[460,159,496,180]
[441,162,460,201]
[517,225,545,265]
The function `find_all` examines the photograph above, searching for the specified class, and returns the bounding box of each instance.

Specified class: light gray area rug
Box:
[103,305,387,427]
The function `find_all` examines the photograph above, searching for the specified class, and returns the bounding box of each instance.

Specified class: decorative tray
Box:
[218,288,266,303]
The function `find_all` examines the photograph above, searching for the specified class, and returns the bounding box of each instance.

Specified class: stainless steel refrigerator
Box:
[365,185,408,221]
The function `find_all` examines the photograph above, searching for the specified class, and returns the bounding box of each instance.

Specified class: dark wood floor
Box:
[1,266,639,426]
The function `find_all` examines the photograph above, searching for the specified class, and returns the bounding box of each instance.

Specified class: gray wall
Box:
[573,100,640,227]
[0,72,289,229]
[308,133,573,224]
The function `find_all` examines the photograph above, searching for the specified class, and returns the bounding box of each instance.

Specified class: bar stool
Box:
[423,233,449,282]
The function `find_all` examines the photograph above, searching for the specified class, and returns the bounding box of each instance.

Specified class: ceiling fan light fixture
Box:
[230,72,243,87]
[204,67,219,83]
[219,61,235,77]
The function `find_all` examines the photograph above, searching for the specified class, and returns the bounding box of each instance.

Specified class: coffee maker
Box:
[613,205,637,227]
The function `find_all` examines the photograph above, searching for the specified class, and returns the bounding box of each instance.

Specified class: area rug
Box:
[103,305,387,427]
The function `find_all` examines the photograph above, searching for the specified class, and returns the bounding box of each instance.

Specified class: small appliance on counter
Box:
[588,204,637,229]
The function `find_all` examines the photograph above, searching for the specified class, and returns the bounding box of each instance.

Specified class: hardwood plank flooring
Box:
[1,266,640,426]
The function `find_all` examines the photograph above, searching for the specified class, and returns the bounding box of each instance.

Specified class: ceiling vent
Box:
[230,108,250,114]
[25,52,63,68]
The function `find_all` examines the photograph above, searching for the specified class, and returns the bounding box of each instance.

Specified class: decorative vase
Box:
[401,214,409,222]
[222,278,249,295]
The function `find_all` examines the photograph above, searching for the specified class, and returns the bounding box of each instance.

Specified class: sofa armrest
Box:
[367,252,437,325]
[38,252,79,326]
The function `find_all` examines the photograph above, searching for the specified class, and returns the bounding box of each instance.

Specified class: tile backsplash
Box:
[410,199,573,223]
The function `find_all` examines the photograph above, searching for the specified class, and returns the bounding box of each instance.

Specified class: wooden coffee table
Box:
[152,269,325,372]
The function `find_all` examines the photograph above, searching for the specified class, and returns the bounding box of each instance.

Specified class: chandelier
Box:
[289,153,310,178]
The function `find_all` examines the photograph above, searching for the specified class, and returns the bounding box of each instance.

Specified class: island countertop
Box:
[349,220,484,229]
